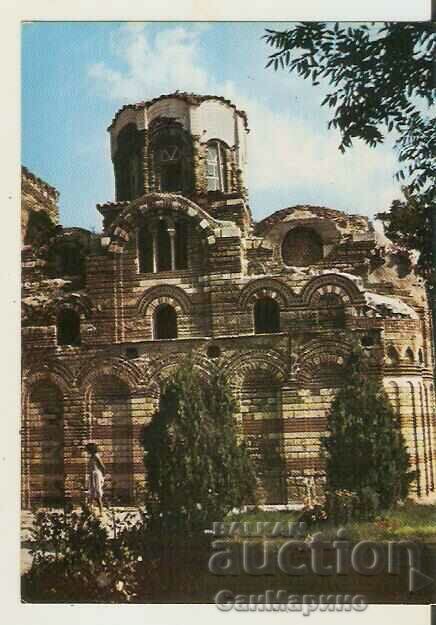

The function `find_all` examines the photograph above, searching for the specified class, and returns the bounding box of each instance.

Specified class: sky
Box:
[22,21,404,232]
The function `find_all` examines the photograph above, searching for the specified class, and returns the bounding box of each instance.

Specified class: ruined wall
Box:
[21,166,59,242]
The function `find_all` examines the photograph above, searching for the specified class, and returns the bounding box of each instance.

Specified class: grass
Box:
[225,501,436,543]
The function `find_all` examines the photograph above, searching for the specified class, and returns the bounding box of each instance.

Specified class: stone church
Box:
[22,92,436,509]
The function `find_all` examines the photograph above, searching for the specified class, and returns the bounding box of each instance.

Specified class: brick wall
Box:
[21,122,436,508]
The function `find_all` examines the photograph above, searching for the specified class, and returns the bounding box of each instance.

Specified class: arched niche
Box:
[239,367,287,505]
[27,380,65,506]
[386,345,400,366]
[87,375,134,505]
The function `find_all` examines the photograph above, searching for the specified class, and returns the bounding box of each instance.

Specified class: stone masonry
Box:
[21,93,436,508]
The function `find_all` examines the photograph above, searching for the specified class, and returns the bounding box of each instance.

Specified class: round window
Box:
[281,227,323,267]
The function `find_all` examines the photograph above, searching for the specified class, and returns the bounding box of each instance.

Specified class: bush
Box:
[22,507,143,602]
[22,506,216,602]
[325,489,358,524]
[322,345,414,520]
[359,486,381,520]
[141,356,256,534]
[298,501,328,525]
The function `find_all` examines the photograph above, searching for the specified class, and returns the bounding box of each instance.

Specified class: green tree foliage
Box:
[23,507,141,602]
[264,23,434,180]
[321,346,414,518]
[141,357,256,533]
[264,23,435,279]
[377,187,434,285]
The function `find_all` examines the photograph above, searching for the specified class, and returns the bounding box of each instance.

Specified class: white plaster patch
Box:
[364,291,418,319]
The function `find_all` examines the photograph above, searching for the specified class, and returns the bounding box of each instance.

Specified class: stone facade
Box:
[22,93,436,509]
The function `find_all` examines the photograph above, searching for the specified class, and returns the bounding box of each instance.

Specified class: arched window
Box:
[47,238,87,280]
[57,309,81,346]
[151,122,193,194]
[59,244,79,275]
[128,153,141,198]
[159,144,183,191]
[175,220,188,269]
[254,297,280,334]
[157,220,172,272]
[317,292,345,326]
[28,381,65,506]
[240,370,286,504]
[318,293,342,307]
[282,227,323,267]
[138,224,153,273]
[90,375,134,505]
[114,123,144,201]
[138,218,189,274]
[386,345,399,365]
[206,141,226,192]
[405,347,415,363]
[57,242,84,276]
[154,304,177,340]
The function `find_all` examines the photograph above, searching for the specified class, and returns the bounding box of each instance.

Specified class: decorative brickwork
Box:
[22,93,436,508]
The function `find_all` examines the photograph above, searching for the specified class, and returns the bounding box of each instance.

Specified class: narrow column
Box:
[168,227,176,271]
[150,224,158,273]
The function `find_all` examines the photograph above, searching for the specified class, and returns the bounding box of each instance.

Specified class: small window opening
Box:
[160,145,183,192]
[254,297,280,334]
[405,347,415,363]
[207,141,226,192]
[386,345,399,365]
[138,225,153,273]
[175,221,188,269]
[154,304,177,340]
[57,309,81,346]
[157,220,172,272]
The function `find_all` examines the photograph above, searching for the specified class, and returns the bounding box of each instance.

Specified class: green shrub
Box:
[325,489,357,524]
[299,502,328,525]
[22,505,216,602]
[141,356,256,534]
[322,345,414,520]
[22,507,143,602]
